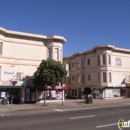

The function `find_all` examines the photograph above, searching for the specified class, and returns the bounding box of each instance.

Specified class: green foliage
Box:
[33,59,67,89]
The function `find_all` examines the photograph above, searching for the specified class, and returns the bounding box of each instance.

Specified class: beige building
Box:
[0,27,66,103]
[63,45,130,99]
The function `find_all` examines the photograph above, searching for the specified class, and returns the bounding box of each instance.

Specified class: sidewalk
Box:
[0,98,130,114]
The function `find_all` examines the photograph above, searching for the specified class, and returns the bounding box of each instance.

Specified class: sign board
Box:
[113,84,126,87]
[0,81,12,86]
[3,71,16,75]
[46,84,67,90]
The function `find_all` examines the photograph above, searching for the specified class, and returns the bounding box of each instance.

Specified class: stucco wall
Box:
[3,41,47,60]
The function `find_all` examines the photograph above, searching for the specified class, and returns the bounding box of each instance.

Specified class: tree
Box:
[33,59,67,106]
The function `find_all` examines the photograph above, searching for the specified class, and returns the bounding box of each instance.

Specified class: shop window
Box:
[68,89,71,96]
[103,72,106,82]
[75,89,77,96]
[102,54,106,65]
[72,89,74,96]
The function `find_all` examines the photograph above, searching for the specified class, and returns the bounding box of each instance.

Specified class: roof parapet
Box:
[0,27,66,43]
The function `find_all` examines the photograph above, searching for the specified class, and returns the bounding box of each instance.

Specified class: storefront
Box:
[93,88,104,99]
[25,86,36,103]
[0,81,25,104]
[37,84,66,102]
[105,87,121,98]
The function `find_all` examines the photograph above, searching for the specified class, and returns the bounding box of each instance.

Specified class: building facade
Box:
[63,45,130,99]
[0,27,66,103]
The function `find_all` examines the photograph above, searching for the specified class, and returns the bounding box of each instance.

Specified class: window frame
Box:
[0,42,3,55]
[102,72,107,82]
[87,59,90,65]
[102,54,106,65]
[88,74,91,81]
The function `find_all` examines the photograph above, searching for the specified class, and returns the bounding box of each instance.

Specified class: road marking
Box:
[1,114,11,116]
[70,115,95,119]
[54,104,130,112]
[53,109,63,112]
[96,123,118,128]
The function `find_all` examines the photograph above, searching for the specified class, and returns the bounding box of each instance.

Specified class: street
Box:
[0,104,130,130]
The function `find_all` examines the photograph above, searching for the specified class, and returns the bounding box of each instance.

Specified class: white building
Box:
[63,45,130,99]
[0,27,66,103]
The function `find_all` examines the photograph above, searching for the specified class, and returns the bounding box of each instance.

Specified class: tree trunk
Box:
[43,90,46,106]
[62,89,64,106]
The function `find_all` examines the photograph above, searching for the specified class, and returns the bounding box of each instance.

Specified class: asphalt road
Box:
[0,104,130,130]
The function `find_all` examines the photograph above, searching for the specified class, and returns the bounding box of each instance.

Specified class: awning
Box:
[0,86,22,88]
[125,82,130,86]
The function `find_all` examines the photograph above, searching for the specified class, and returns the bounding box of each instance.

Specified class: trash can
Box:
[86,95,93,104]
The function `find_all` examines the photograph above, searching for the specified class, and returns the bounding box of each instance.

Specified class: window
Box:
[75,89,77,96]
[81,60,85,68]
[82,75,85,83]
[68,89,71,96]
[64,77,66,83]
[55,48,59,60]
[60,49,62,61]
[87,59,90,65]
[102,54,106,65]
[77,61,80,67]
[98,73,100,83]
[72,76,74,80]
[108,55,111,64]
[72,89,74,96]
[97,55,100,65]
[0,66,1,80]
[68,77,71,84]
[116,58,122,66]
[103,72,106,82]
[69,63,71,70]
[72,63,75,67]
[0,42,3,55]
[16,72,22,80]
[109,73,111,82]
[48,48,52,59]
[77,75,80,83]
[88,74,91,80]
[72,76,76,80]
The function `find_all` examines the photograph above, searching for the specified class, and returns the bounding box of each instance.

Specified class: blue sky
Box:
[0,0,130,57]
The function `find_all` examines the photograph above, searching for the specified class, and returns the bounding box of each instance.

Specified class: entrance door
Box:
[11,88,20,104]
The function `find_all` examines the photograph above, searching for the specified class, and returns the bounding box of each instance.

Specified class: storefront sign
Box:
[113,84,126,87]
[0,81,12,86]
[46,84,66,90]
[3,71,16,75]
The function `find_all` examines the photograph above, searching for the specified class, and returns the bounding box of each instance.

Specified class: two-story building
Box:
[0,27,66,103]
[63,45,130,99]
